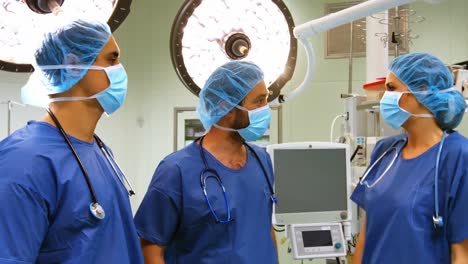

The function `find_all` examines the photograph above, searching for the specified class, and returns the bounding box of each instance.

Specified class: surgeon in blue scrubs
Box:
[0,18,143,263]
[135,61,277,263]
[352,52,468,264]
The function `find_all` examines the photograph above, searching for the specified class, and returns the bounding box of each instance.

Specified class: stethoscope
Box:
[199,136,277,224]
[358,131,447,229]
[47,109,135,220]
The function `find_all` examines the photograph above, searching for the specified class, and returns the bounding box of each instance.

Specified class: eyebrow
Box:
[254,93,269,100]
[385,82,395,89]
[107,51,120,58]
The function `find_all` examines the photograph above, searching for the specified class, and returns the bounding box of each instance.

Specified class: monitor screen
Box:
[273,148,348,214]
[302,230,333,247]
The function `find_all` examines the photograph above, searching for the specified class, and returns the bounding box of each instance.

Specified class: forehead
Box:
[386,72,403,85]
[246,81,268,97]
[98,36,120,55]
[386,72,410,90]
[386,72,397,81]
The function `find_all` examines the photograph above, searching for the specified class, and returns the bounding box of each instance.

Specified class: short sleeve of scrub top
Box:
[134,159,182,246]
[0,155,51,263]
[447,140,468,243]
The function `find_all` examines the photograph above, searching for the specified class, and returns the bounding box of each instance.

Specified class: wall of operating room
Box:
[0,0,467,262]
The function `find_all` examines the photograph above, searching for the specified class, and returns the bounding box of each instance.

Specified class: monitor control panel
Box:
[289,223,346,259]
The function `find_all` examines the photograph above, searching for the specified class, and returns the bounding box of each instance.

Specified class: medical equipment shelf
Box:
[356,99,380,111]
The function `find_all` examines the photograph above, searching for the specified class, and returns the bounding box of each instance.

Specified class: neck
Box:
[200,126,247,169]
[202,127,245,157]
[403,117,444,154]
[43,101,103,143]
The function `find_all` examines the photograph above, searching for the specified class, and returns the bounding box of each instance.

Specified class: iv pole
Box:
[1,100,25,136]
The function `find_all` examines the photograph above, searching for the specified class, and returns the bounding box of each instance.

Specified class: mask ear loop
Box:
[395,91,434,118]
[47,65,124,104]
[212,123,238,132]
[38,65,108,70]
[235,104,270,114]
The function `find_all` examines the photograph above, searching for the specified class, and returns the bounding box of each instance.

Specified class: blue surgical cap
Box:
[389,52,467,130]
[21,18,111,107]
[197,61,264,130]
[36,18,112,93]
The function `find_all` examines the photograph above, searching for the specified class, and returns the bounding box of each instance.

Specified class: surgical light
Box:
[0,0,131,72]
[170,0,297,102]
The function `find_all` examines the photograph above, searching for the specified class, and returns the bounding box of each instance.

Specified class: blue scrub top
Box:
[134,141,277,263]
[351,132,468,264]
[0,121,143,264]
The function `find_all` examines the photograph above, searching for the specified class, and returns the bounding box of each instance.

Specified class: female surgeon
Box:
[352,52,468,264]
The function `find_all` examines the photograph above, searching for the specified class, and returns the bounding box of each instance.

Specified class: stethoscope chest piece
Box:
[433,215,444,229]
[89,202,106,220]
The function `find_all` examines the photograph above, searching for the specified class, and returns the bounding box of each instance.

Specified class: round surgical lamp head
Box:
[225,33,251,59]
[170,0,297,102]
[24,0,65,14]
[0,0,132,72]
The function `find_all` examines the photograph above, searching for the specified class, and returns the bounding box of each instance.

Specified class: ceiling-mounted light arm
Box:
[271,36,315,106]
[294,0,416,39]
[273,0,441,105]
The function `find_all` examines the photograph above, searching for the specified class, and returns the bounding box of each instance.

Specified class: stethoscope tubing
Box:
[359,139,406,188]
[198,136,276,224]
[358,133,447,229]
[95,134,135,196]
[47,109,135,220]
[47,108,100,204]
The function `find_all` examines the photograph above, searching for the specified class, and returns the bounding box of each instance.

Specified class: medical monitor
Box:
[267,142,352,224]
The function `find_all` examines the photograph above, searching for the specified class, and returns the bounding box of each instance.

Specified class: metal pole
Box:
[348,21,354,94]
[2,100,26,136]
[277,106,283,144]
[394,6,401,57]
[7,100,11,136]
[373,111,380,137]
